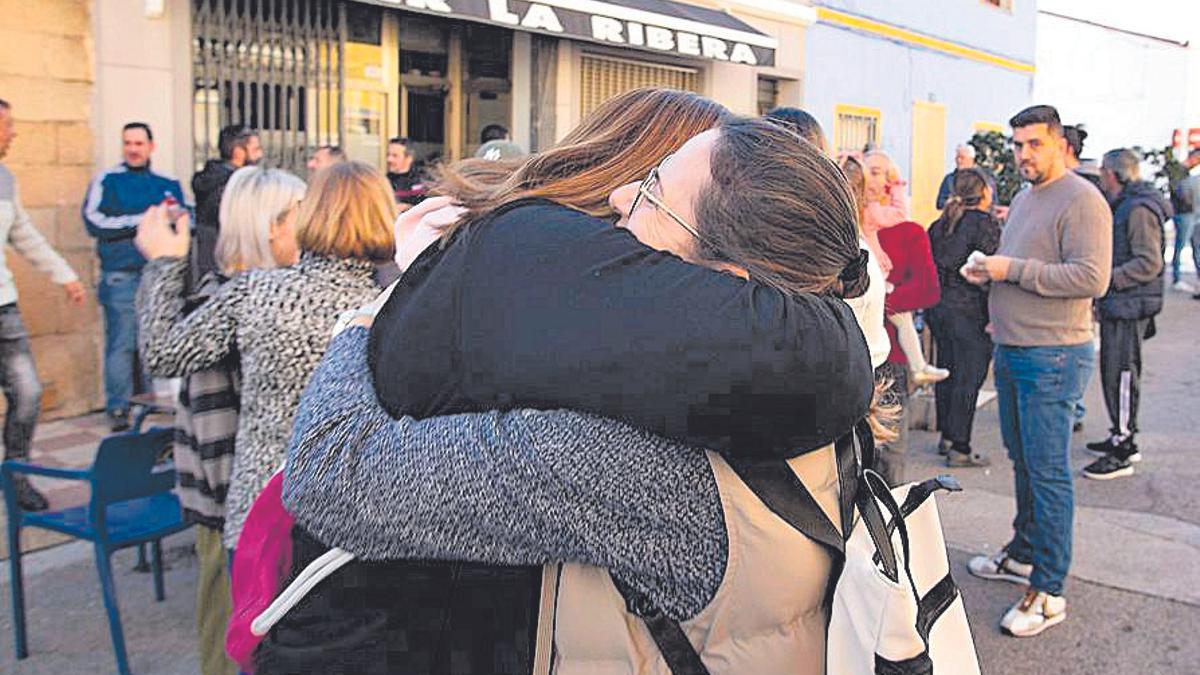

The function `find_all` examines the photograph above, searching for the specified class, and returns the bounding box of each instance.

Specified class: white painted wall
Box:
[1034,10,1196,159]
[92,0,194,196]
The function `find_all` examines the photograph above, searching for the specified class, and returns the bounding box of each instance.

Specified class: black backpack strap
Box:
[613,580,711,675]
[610,421,877,675]
[724,455,845,555]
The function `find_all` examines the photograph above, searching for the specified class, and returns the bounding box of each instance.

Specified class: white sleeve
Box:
[845,243,890,370]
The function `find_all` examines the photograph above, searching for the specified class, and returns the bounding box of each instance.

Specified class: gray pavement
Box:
[0,530,199,674]
[0,283,1197,674]
[909,283,1200,674]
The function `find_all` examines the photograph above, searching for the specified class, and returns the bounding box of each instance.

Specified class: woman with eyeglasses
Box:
[258,91,877,674]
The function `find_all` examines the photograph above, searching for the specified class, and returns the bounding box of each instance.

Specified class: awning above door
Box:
[361,0,778,66]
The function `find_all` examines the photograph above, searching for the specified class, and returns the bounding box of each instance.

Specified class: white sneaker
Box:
[911,364,950,387]
[967,551,1032,585]
[1001,589,1067,637]
[1173,280,1195,293]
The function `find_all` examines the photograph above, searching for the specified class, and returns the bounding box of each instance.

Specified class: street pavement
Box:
[910,284,1200,674]
[0,283,1197,674]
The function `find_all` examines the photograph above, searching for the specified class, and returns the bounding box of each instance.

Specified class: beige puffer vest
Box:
[539,444,842,675]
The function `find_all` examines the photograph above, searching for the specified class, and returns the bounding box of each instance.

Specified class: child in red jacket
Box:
[864,151,948,387]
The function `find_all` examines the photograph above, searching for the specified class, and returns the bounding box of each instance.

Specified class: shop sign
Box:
[366,0,778,66]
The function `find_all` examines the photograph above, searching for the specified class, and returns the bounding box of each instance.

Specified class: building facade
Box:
[1034,9,1196,160]
[804,0,1037,225]
[1,0,820,418]
[104,0,821,181]
[0,0,101,419]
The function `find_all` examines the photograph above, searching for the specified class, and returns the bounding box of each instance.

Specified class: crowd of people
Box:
[0,87,1194,673]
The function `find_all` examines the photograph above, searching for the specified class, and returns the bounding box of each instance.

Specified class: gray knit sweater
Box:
[283,327,728,621]
[138,253,380,548]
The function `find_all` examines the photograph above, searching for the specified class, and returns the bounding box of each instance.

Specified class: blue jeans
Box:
[1171,214,1195,284]
[0,305,42,462]
[98,270,150,415]
[994,343,1093,596]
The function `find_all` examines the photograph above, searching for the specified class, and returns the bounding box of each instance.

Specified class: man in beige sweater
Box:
[962,105,1112,639]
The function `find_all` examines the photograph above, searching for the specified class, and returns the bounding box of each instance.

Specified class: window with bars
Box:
[834,105,881,155]
[579,53,700,118]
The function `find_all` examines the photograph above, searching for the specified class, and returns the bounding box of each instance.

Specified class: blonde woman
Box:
[135,161,395,560]
[152,166,304,675]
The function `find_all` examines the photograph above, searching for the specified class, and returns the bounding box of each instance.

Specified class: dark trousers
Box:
[928,307,993,449]
[0,305,42,463]
[1099,317,1147,439]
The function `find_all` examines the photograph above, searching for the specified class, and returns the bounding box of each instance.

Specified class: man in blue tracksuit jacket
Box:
[82,122,185,430]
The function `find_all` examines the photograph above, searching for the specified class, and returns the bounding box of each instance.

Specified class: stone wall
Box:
[0,0,101,418]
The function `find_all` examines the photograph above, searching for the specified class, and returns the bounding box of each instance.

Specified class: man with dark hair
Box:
[764,107,827,154]
[0,99,86,510]
[386,137,426,211]
[83,121,185,431]
[306,145,346,173]
[1082,148,1170,480]
[191,124,262,295]
[963,104,1111,637]
[1063,125,1101,191]
[480,124,509,144]
[475,124,525,161]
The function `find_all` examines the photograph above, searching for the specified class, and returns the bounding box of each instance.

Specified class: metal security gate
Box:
[579,53,700,118]
[192,0,345,173]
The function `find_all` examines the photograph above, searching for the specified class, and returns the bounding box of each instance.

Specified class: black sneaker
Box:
[107,410,131,433]
[1072,420,1084,434]
[1086,436,1141,462]
[9,475,49,512]
[1083,453,1134,480]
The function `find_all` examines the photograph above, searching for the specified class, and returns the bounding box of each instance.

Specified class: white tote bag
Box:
[827,470,982,675]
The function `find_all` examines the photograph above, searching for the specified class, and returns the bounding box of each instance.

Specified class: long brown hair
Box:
[694,117,865,299]
[840,155,867,228]
[432,88,729,236]
[938,167,989,235]
[693,117,895,442]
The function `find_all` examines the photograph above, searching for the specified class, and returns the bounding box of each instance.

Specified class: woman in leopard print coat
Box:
[136,162,396,549]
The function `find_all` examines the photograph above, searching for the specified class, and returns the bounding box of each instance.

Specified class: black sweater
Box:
[928,209,1002,316]
[369,199,874,458]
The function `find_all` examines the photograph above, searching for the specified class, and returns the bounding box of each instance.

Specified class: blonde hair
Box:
[215,166,306,274]
[294,161,397,261]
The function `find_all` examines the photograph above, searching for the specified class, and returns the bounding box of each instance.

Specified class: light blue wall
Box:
[803,4,1036,190]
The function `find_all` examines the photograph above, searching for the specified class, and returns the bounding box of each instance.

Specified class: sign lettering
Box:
[364,0,774,66]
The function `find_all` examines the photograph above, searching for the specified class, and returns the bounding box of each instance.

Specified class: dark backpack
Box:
[1171,181,1194,215]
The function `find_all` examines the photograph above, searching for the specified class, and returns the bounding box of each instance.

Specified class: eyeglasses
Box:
[629,165,702,241]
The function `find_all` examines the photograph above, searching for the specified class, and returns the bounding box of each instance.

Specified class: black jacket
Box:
[1099,181,1171,320]
[370,199,874,457]
[189,160,237,294]
[257,200,875,674]
[928,209,1002,316]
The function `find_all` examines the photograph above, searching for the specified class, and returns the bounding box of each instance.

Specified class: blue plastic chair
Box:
[1,427,191,675]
